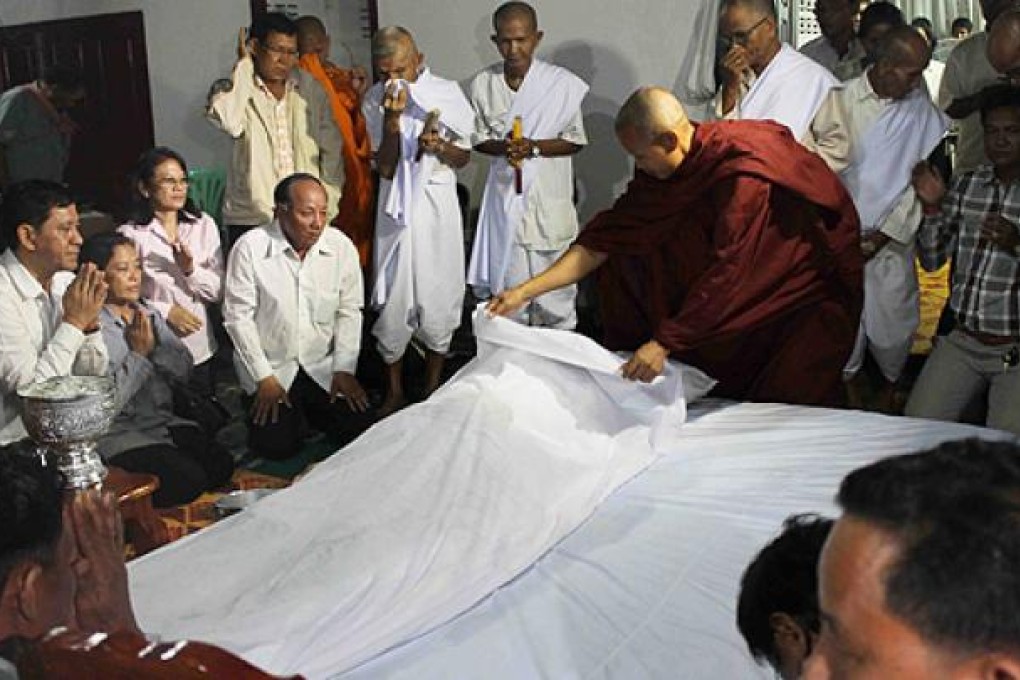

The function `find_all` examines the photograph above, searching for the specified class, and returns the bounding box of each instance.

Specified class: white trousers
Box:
[373,182,465,364]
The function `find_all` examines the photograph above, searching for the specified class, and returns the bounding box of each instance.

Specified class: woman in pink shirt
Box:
[119,147,224,395]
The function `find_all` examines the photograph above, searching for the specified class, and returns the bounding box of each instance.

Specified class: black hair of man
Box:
[249,12,298,43]
[0,451,65,598]
[837,438,1020,658]
[0,180,74,254]
[736,513,834,669]
[951,16,974,32]
[492,1,539,32]
[910,17,937,48]
[979,83,1020,123]
[721,0,779,21]
[858,1,906,39]
[40,65,83,93]
[78,231,134,271]
[273,172,324,208]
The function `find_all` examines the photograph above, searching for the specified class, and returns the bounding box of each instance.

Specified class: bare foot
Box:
[377,393,408,418]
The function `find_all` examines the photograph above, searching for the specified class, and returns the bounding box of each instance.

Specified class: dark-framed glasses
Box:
[718,15,770,49]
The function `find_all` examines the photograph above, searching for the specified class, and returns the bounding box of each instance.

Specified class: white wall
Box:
[0,0,251,170]
[378,0,717,221]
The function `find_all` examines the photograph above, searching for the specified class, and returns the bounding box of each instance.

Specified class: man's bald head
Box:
[988,8,1020,78]
[493,1,539,32]
[869,25,930,99]
[873,24,930,67]
[372,25,418,61]
[295,15,328,57]
[721,0,778,21]
[615,87,690,139]
[615,88,695,180]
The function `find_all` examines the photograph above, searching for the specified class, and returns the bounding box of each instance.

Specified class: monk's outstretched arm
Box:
[486,244,607,316]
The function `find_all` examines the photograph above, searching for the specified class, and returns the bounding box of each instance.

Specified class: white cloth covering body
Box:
[714,43,839,138]
[467,60,588,328]
[0,250,107,445]
[339,403,1014,680]
[362,69,474,363]
[128,309,712,678]
[807,73,949,381]
[222,221,363,394]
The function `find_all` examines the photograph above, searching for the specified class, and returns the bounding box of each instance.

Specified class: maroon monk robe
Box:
[577,120,863,407]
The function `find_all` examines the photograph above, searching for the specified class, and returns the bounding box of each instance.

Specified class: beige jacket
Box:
[207,57,344,226]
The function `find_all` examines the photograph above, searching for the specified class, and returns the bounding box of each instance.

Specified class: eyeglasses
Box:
[155,178,189,189]
[719,15,770,49]
[260,43,299,58]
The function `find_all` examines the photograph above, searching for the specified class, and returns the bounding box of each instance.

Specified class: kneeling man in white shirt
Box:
[223,173,370,460]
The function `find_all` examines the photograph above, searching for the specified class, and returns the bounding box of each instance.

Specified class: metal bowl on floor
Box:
[214,488,278,518]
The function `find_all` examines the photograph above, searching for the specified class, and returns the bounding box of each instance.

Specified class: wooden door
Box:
[0,12,154,213]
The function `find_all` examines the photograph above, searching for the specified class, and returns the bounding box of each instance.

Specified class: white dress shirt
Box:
[118,213,224,364]
[223,222,363,394]
[0,249,108,444]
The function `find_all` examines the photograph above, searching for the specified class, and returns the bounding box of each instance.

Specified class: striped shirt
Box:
[918,165,1020,337]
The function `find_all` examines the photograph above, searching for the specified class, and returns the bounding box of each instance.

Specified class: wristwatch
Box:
[530,141,541,159]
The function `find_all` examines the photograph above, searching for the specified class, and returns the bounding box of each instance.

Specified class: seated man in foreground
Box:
[489,87,863,406]
[805,437,1020,678]
[0,180,107,446]
[223,173,370,460]
[0,453,138,668]
[0,453,295,678]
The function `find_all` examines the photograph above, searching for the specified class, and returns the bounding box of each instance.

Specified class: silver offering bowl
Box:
[18,376,116,489]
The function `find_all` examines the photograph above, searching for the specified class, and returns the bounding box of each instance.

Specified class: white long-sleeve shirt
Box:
[222,222,363,394]
[0,249,108,444]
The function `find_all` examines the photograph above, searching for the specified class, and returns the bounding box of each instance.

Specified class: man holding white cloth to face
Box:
[468,1,588,329]
[364,27,474,417]
[716,0,838,138]
[806,26,949,408]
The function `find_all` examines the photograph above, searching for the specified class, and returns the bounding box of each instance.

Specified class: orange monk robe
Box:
[299,53,375,270]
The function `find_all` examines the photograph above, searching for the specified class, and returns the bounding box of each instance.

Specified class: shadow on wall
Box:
[551,41,634,223]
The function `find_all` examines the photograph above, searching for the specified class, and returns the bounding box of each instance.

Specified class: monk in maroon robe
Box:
[488,87,862,407]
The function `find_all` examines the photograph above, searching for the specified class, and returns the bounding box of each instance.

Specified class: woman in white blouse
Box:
[119,147,224,395]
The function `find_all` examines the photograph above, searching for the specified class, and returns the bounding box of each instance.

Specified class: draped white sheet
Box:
[339,402,1015,680]
[128,310,711,678]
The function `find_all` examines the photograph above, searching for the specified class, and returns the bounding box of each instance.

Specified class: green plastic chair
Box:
[187,167,227,237]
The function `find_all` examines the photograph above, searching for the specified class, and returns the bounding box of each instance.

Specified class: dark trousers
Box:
[241,369,373,460]
[110,424,235,508]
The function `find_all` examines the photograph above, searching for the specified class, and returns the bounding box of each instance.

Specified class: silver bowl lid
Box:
[18,376,114,403]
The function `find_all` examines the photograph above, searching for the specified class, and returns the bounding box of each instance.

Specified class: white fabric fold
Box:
[129,307,710,679]
[738,44,838,138]
[467,61,588,295]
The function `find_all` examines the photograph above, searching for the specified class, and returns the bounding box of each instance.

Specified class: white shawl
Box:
[468,60,588,296]
[740,43,838,138]
[364,69,474,307]
[842,86,949,229]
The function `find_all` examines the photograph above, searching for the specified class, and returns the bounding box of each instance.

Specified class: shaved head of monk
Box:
[988,8,1020,82]
[295,15,329,59]
[614,87,695,180]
